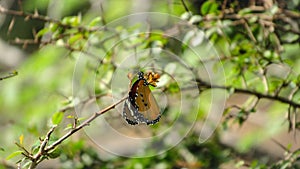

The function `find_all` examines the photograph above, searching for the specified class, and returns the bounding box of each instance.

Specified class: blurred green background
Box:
[0,0,300,168]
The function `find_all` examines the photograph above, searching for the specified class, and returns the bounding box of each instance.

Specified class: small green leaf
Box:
[89,17,101,27]
[248,16,258,23]
[36,27,50,37]
[201,1,219,15]
[67,115,74,119]
[48,148,61,159]
[238,8,252,15]
[52,112,64,125]
[181,11,192,20]
[31,141,40,154]
[49,23,59,32]
[64,123,73,130]
[222,121,228,130]
[189,15,202,24]
[0,147,4,151]
[68,34,83,45]
[269,5,279,15]
[78,117,86,122]
[62,16,81,26]
[6,151,23,160]
[250,108,256,113]
[168,82,180,93]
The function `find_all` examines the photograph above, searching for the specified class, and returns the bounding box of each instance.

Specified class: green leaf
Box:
[201,1,219,15]
[52,112,64,125]
[64,123,73,130]
[89,17,101,27]
[36,27,50,38]
[269,5,279,15]
[189,15,202,24]
[67,115,74,119]
[6,151,23,160]
[62,16,81,26]
[238,8,252,15]
[0,147,4,151]
[48,148,61,159]
[181,11,192,20]
[31,141,40,154]
[49,23,59,32]
[68,33,83,45]
[77,117,86,122]
[168,82,180,93]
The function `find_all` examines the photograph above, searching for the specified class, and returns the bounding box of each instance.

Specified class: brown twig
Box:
[0,71,18,81]
[196,78,300,108]
[59,93,111,113]
[29,126,56,169]
[0,5,84,31]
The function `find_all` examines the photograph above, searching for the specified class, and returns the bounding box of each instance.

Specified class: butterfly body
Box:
[123,71,161,125]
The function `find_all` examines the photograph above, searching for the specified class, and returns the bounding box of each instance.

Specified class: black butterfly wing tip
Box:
[146,115,161,125]
[125,119,138,125]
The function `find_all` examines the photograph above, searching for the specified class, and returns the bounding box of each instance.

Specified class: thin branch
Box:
[180,0,190,14]
[271,138,290,153]
[15,142,32,159]
[196,78,300,108]
[27,96,127,168]
[99,3,106,25]
[59,93,111,113]
[46,96,127,152]
[0,71,18,81]
[11,38,102,60]
[0,5,83,31]
[243,19,257,43]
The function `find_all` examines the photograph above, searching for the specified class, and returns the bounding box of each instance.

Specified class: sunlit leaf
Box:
[238,8,252,15]
[52,112,64,125]
[189,15,202,24]
[89,17,102,27]
[64,123,73,130]
[201,1,219,15]
[36,27,50,38]
[68,33,83,45]
[6,151,23,160]
[62,16,81,26]
[67,115,74,119]
[48,148,61,159]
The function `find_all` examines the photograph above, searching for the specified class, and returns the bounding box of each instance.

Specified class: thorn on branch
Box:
[8,17,15,35]
[15,142,32,159]
[0,71,18,81]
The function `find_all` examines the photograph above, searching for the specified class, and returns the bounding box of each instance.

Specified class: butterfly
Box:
[123,71,161,125]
